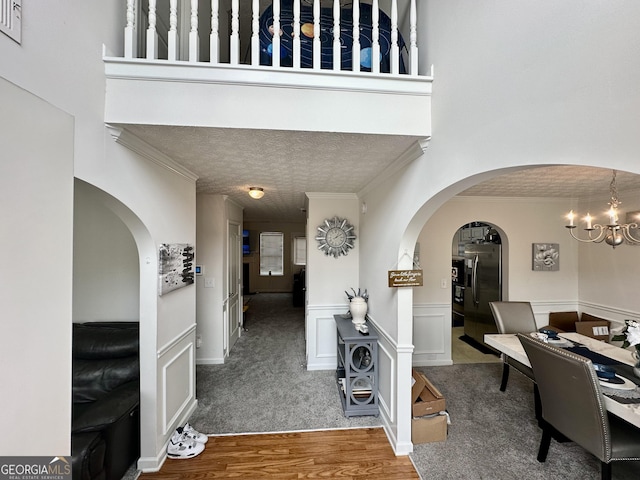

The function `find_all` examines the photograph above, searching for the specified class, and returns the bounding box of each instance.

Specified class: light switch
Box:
[204,277,214,288]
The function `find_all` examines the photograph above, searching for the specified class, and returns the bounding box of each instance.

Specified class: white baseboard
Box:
[196,357,225,365]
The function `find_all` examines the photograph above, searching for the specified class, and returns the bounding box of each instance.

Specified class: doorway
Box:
[451,222,502,364]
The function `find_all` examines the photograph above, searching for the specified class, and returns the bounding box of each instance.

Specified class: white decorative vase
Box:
[349,296,368,327]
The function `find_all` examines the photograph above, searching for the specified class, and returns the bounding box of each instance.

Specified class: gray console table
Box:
[334,314,379,417]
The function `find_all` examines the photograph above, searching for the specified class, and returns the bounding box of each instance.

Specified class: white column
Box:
[272,0,281,67]
[332,0,341,71]
[352,0,360,72]
[230,0,239,64]
[189,0,199,62]
[168,0,178,61]
[251,0,260,66]
[293,0,301,68]
[410,0,418,76]
[313,0,321,69]
[210,0,219,63]
[371,0,380,73]
[124,0,137,58]
[390,0,399,74]
[146,0,158,60]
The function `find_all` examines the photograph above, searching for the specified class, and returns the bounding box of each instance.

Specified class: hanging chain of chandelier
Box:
[566,170,640,248]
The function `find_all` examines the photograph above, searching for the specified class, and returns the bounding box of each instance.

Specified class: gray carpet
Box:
[189,293,381,433]
[127,293,640,479]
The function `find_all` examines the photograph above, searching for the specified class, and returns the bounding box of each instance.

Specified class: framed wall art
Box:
[532,243,559,271]
[158,243,195,295]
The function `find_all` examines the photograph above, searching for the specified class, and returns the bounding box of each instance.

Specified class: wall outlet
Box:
[196,335,202,348]
[204,277,214,288]
[441,278,447,289]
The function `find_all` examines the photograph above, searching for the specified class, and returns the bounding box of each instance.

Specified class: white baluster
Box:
[332,0,340,71]
[168,0,178,61]
[352,0,360,72]
[371,0,380,73]
[251,0,260,65]
[146,0,158,59]
[313,0,320,69]
[210,0,219,63]
[390,0,399,74]
[410,0,418,76]
[189,0,199,61]
[124,0,137,58]
[272,0,281,67]
[230,0,239,64]
[293,0,301,68]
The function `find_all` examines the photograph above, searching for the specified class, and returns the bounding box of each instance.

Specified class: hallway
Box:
[188,293,382,434]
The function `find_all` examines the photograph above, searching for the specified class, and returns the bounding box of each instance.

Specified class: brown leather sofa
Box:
[71,322,140,480]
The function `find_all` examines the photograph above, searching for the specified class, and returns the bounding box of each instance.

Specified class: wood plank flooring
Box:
[140,427,419,479]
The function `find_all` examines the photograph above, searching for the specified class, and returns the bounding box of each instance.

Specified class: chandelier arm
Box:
[621,224,640,244]
[566,225,607,243]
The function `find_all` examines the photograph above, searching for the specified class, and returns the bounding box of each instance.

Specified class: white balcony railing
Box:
[123,0,423,77]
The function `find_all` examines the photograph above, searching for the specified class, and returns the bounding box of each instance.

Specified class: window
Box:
[1,0,22,44]
[293,236,306,266]
[260,232,284,276]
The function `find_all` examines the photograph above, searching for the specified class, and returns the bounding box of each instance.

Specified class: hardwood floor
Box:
[140,427,419,479]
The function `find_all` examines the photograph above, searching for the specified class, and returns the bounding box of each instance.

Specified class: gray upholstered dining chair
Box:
[518,333,640,480]
[489,301,537,392]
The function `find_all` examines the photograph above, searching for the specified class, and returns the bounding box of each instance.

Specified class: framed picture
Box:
[532,243,559,271]
[158,243,195,295]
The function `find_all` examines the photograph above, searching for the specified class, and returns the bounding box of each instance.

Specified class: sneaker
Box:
[167,430,205,459]
[183,423,209,444]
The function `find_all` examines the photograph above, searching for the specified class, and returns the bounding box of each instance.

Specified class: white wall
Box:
[195,194,243,365]
[0,78,74,455]
[357,0,640,455]
[305,193,359,370]
[74,184,140,322]
[1,3,199,468]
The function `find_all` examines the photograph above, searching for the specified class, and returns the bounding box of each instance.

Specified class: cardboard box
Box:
[576,320,610,342]
[412,369,446,417]
[412,413,448,444]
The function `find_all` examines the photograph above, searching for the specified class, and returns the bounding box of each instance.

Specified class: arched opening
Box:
[408,165,640,367]
[73,179,157,465]
[451,221,504,364]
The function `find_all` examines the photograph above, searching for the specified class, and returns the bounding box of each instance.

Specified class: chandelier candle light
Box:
[565,170,640,248]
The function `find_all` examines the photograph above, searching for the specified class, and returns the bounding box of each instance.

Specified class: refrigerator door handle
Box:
[472,254,479,306]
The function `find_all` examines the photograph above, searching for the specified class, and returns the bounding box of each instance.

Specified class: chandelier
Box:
[565,170,640,248]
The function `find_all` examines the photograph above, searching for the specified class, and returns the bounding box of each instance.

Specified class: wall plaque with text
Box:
[388,270,423,287]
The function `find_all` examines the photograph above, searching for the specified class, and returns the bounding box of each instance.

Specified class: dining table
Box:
[484,331,640,428]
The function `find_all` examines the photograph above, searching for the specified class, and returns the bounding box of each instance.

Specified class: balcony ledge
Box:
[104,57,433,137]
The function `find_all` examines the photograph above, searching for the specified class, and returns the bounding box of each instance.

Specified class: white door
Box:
[227,223,242,353]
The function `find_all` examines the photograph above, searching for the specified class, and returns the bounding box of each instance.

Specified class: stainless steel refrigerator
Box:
[463,243,502,348]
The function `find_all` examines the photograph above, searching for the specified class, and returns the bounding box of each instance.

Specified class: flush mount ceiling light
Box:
[248,187,264,199]
[565,170,640,248]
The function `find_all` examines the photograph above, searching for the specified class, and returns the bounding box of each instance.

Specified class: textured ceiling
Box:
[122,125,420,222]
[120,125,640,223]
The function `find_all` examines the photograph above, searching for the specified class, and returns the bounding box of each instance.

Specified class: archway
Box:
[74,179,158,464]
[397,164,640,453]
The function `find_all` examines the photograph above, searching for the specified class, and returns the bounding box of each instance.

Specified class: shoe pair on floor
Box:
[167,423,208,459]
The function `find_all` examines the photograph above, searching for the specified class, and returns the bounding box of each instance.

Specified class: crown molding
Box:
[107,125,199,182]
[359,137,430,197]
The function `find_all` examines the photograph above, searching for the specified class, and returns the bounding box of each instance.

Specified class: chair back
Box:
[489,301,537,334]
[517,333,610,462]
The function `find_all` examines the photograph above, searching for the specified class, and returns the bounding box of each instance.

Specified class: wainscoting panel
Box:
[376,337,395,423]
[306,304,344,371]
[413,303,451,366]
[158,326,197,436]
